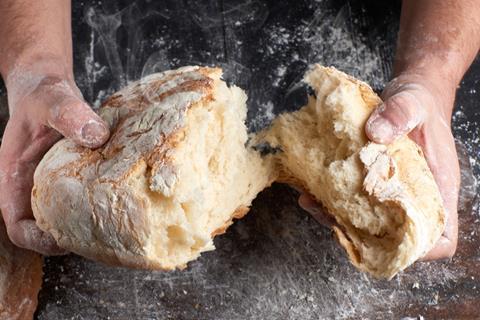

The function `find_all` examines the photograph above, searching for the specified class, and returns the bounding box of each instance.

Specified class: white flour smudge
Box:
[249,101,275,131]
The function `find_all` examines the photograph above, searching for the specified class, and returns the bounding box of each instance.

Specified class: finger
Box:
[298,193,320,212]
[0,118,61,166]
[46,96,110,148]
[298,193,336,227]
[0,122,66,255]
[27,78,110,148]
[5,218,66,256]
[420,236,456,261]
[365,91,425,144]
[413,121,460,259]
[0,163,66,255]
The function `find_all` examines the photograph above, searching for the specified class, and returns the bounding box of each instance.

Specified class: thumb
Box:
[47,95,110,148]
[365,90,425,144]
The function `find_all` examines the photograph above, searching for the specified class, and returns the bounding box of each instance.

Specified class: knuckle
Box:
[34,76,77,100]
[48,99,92,136]
[49,98,76,124]
[387,92,417,112]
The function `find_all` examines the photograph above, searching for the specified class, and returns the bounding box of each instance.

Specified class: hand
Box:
[365,73,459,260]
[299,73,460,260]
[0,65,110,255]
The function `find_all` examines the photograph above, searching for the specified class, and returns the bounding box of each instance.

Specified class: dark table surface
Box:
[1,0,480,319]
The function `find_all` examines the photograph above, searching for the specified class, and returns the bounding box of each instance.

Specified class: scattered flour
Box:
[249,101,275,132]
[35,2,480,319]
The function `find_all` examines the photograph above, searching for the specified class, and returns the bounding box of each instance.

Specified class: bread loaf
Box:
[0,216,42,319]
[255,65,445,278]
[32,66,275,270]
[32,65,445,278]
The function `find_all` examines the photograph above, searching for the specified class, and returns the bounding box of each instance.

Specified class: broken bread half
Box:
[32,66,275,270]
[32,64,445,279]
[254,65,445,279]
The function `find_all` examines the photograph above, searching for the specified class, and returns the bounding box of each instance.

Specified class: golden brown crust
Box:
[333,226,361,265]
[0,217,43,320]
[32,66,223,269]
[232,206,250,219]
[102,68,219,111]
[211,206,251,237]
[32,66,272,271]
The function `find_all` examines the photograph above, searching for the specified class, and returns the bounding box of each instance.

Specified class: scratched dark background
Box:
[0,0,479,319]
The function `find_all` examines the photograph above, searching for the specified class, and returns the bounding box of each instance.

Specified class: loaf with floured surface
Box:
[32,65,445,279]
[32,66,275,270]
[256,65,445,279]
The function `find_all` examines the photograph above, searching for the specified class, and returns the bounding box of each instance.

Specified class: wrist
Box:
[387,70,457,119]
[3,55,77,114]
[2,53,73,89]
[393,49,470,89]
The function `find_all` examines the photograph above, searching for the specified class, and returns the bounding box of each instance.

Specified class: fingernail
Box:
[367,116,394,144]
[81,121,109,146]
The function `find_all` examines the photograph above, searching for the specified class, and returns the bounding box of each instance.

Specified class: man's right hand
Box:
[0,66,110,255]
[365,73,460,260]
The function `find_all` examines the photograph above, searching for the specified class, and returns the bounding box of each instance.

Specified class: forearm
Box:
[0,0,73,82]
[396,0,480,89]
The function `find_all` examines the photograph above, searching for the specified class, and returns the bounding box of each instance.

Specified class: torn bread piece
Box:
[257,65,445,279]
